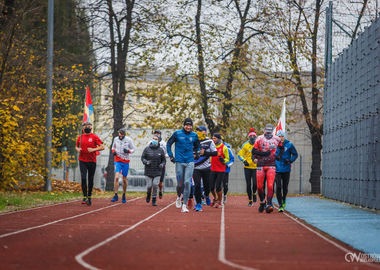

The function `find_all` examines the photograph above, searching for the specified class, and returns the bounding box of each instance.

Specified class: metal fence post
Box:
[299,155,302,194]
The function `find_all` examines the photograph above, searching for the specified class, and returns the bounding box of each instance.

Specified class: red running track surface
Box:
[0,195,378,270]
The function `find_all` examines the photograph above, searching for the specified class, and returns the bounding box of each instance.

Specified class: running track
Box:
[0,195,379,270]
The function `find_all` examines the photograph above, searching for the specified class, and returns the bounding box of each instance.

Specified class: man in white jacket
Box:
[110,128,135,203]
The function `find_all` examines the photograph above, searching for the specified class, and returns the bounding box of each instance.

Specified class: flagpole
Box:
[79,86,88,150]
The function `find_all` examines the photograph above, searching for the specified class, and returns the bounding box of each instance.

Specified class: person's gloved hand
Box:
[275,155,281,161]
[113,151,117,156]
[146,160,151,165]
[194,153,200,160]
[123,148,130,153]
[219,156,225,163]
[159,163,165,168]
[284,159,290,164]
[244,160,249,166]
[170,156,175,163]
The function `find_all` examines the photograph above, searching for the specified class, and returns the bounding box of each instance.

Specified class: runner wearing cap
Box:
[252,124,281,213]
[167,118,201,213]
[275,130,298,212]
[238,128,258,206]
[110,127,135,204]
[75,121,105,206]
[193,125,217,211]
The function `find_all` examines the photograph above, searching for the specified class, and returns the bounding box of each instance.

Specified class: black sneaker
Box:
[152,197,157,206]
[247,200,253,206]
[252,194,257,203]
[87,198,92,206]
[82,198,87,204]
[159,191,163,199]
[258,202,266,213]
[146,193,151,203]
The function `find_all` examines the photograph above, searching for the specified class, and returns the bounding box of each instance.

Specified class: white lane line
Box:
[0,200,80,216]
[281,208,380,269]
[219,206,258,270]
[75,202,175,270]
[0,198,141,239]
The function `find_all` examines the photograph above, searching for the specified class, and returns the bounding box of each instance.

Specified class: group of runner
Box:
[76,118,298,213]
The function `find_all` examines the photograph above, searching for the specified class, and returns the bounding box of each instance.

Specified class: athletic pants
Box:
[223,172,230,196]
[244,168,257,200]
[146,175,160,198]
[210,171,225,193]
[175,162,194,205]
[275,171,290,206]
[257,166,276,205]
[79,161,96,197]
[193,168,211,203]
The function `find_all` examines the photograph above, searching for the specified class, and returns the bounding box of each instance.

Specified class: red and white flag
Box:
[273,98,286,136]
[83,86,94,124]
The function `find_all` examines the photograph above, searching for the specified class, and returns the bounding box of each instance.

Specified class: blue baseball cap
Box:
[196,125,207,132]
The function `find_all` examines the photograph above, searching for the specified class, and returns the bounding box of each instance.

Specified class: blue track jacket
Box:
[224,142,234,173]
[167,128,201,163]
[275,139,298,172]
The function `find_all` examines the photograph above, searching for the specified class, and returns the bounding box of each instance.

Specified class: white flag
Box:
[273,98,286,136]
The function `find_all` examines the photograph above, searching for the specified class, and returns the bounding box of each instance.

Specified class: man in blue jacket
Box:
[275,130,298,212]
[167,118,201,213]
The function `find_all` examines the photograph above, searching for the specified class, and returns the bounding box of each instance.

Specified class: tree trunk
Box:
[309,130,322,193]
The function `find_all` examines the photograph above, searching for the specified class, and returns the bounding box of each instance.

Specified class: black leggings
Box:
[275,171,290,205]
[210,171,225,193]
[223,173,229,196]
[193,169,211,203]
[244,168,257,200]
[79,161,96,197]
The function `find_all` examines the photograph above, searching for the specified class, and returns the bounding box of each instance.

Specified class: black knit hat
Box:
[183,118,193,126]
[213,133,222,140]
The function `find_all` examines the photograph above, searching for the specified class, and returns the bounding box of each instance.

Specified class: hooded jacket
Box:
[141,143,166,177]
[275,139,298,172]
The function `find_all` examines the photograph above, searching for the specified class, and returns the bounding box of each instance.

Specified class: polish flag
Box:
[274,98,286,136]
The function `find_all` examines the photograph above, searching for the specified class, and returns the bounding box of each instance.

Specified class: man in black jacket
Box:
[141,135,166,206]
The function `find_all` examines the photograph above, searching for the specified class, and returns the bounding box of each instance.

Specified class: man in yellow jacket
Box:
[238,129,258,206]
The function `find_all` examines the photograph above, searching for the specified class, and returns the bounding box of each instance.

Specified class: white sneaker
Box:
[223,195,227,204]
[181,204,189,213]
[176,196,182,208]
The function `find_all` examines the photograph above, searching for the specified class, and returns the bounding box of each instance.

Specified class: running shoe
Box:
[247,200,253,207]
[201,199,206,205]
[86,198,92,206]
[265,204,274,213]
[278,205,284,212]
[258,202,266,213]
[110,194,118,202]
[252,194,257,203]
[159,191,163,199]
[122,195,127,203]
[223,195,227,204]
[152,197,157,206]
[175,196,182,208]
[194,203,202,212]
[205,196,211,206]
[210,199,216,207]
[187,199,193,208]
[181,204,189,213]
[214,202,221,208]
[146,193,151,203]
[81,198,87,204]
